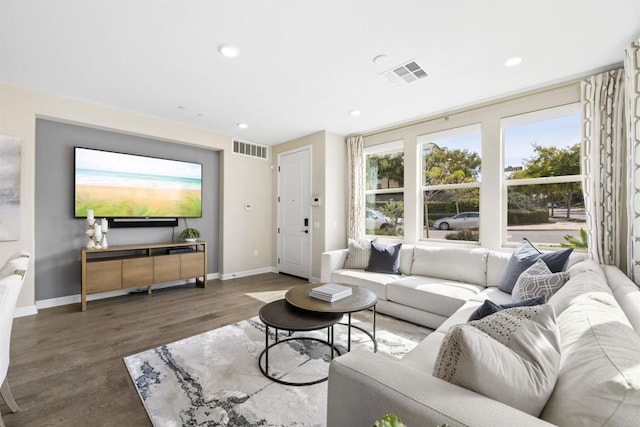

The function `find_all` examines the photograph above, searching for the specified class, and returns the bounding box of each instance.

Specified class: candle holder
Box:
[85,217,96,249]
[100,229,109,249]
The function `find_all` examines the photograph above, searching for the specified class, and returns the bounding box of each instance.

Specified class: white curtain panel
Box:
[625,39,640,283]
[347,136,365,242]
[581,69,625,267]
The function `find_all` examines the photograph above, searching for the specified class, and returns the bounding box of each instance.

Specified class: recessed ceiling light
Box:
[373,54,389,65]
[504,57,522,67]
[237,123,248,129]
[177,105,185,110]
[350,110,361,117]
[218,44,240,58]
[197,113,205,117]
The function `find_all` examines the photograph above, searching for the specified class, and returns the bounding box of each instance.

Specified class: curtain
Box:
[347,136,365,242]
[625,39,640,283]
[581,68,625,266]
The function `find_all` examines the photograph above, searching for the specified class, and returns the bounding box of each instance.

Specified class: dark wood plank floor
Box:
[2,273,307,426]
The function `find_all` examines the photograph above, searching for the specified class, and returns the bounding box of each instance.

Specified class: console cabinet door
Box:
[154,255,181,283]
[181,252,205,279]
[122,258,154,287]
[86,260,122,293]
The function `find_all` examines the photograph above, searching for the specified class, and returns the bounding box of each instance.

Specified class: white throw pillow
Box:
[512,259,569,302]
[343,239,373,270]
[433,304,561,416]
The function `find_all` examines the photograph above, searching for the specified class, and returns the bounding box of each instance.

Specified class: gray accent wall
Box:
[35,119,219,301]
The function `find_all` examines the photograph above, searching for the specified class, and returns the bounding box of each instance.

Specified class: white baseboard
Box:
[220,267,278,280]
[34,275,221,311]
[309,276,320,283]
[14,305,38,318]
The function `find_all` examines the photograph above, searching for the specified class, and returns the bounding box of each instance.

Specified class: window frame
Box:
[419,123,482,242]
[501,103,582,247]
[364,140,405,237]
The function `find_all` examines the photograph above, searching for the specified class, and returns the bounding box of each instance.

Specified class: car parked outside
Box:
[432,212,479,230]
[366,208,391,230]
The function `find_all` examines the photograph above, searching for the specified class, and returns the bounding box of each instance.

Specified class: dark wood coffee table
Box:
[285,283,378,352]
[258,299,342,386]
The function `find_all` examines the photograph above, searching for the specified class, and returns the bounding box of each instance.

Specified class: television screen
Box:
[74,147,202,218]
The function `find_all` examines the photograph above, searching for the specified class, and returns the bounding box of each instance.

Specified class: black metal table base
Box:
[258,326,342,386]
[342,306,377,352]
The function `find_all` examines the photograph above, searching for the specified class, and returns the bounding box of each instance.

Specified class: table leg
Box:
[373,305,377,353]
[265,325,269,376]
[348,313,352,352]
[329,326,334,359]
[275,328,279,343]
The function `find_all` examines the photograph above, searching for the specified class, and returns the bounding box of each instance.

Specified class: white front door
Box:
[277,147,311,279]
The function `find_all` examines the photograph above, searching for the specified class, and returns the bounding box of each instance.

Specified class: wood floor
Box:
[1,273,307,426]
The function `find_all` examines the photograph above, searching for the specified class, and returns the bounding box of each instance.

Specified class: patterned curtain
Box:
[347,136,365,242]
[581,69,625,266]
[625,39,640,283]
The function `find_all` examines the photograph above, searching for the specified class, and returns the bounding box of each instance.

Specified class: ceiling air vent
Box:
[380,60,428,87]
[233,139,268,160]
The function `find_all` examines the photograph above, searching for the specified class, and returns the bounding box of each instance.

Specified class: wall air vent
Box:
[232,139,269,160]
[380,60,428,87]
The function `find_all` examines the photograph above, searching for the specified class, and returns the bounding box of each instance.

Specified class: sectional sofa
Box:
[322,244,640,426]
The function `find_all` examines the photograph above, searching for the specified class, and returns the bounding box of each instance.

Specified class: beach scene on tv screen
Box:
[75,148,202,218]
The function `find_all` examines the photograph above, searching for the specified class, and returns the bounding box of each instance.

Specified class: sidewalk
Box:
[508,220,585,231]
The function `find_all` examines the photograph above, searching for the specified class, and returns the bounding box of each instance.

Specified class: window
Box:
[419,124,481,241]
[365,141,404,236]
[502,104,583,246]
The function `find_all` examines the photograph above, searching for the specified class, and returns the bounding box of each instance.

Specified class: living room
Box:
[2,1,640,426]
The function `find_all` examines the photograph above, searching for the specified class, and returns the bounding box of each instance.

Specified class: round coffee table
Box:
[258,299,342,386]
[285,283,378,352]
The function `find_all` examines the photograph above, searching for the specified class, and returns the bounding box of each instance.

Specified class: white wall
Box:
[0,83,273,312]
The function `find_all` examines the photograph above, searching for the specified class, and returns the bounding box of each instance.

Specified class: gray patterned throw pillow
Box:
[343,239,373,269]
[512,259,569,302]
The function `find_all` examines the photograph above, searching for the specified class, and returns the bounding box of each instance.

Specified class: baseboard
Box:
[34,275,221,311]
[220,267,277,280]
[309,276,321,283]
[14,305,38,318]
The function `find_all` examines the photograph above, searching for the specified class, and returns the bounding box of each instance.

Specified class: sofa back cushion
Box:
[399,245,414,276]
[412,246,488,286]
[541,261,640,425]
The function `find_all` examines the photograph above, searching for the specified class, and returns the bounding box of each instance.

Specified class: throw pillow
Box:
[498,239,573,293]
[467,295,546,321]
[343,239,373,269]
[433,305,561,416]
[365,241,402,274]
[512,259,570,302]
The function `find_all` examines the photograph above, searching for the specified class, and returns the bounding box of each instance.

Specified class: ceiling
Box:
[1,1,639,146]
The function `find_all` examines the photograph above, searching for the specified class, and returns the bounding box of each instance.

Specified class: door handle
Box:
[302,229,309,234]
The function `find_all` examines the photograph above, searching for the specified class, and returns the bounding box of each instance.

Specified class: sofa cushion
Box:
[468,295,545,321]
[387,276,483,318]
[411,246,489,286]
[541,270,640,425]
[498,240,572,293]
[512,259,570,302]
[433,305,561,417]
[398,245,414,276]
[366,241,402,274]
[330,270,397,300]
[343,239,373,269]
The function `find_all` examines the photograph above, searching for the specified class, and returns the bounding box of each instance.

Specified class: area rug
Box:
[124,311,430,427]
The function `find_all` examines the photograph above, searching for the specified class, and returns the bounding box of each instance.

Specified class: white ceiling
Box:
[1,1,640,145]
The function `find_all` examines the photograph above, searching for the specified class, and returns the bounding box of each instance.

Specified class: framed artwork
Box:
[0,135,21,241]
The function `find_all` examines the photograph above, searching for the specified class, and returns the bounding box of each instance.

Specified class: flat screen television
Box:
[74,147,202,222]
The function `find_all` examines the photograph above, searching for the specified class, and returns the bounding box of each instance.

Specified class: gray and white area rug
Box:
[124,311,430,427]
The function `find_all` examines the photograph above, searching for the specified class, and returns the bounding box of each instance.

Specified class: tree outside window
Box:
[365,141,404,236]
[503,104,583,246]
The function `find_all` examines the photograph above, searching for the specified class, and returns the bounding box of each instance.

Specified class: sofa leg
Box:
[0,379,19,413]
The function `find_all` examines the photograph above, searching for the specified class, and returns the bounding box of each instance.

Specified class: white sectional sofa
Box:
[321,245,583,329]
[322,244,640,426]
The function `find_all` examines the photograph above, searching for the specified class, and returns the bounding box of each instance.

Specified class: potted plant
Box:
[180,227,200,242]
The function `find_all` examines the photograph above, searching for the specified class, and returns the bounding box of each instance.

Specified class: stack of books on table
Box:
[310,283,352,302]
